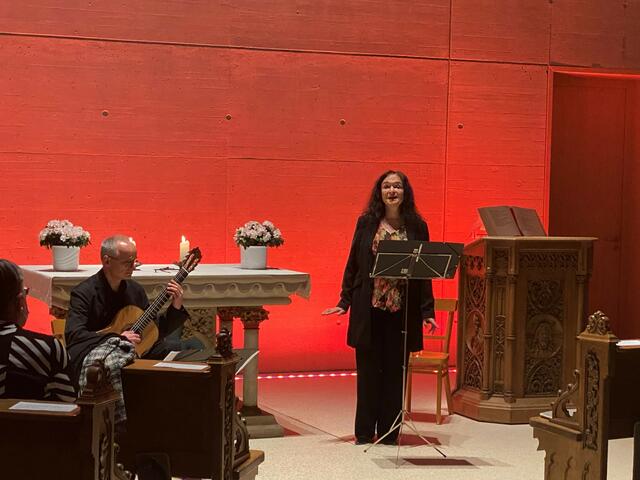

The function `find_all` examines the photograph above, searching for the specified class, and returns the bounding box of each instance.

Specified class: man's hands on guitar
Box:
[121,330,141,344]
[167,280,184,309]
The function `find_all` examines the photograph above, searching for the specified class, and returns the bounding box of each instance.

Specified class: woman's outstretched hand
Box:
[424,317,437,334]
[322,307,346,315]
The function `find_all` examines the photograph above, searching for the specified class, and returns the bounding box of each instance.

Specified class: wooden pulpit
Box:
[453,236,595,423]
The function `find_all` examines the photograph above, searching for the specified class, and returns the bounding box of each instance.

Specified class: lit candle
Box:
[179,235,190,260]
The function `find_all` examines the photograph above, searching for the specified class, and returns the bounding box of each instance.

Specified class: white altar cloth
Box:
[21,264,311,309]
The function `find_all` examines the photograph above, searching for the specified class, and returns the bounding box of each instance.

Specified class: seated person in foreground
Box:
[65,235,202,424]
[0,259,76,401]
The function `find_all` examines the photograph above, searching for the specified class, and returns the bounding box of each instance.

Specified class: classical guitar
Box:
[98,247,202,356]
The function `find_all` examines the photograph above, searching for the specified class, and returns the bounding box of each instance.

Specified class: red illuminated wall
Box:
[1,1,639,371]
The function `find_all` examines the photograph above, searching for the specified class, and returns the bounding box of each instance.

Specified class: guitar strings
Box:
[132,266,189,334]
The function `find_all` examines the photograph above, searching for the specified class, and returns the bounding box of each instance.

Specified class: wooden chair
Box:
[406,298,458,424]
[51,317,66,346]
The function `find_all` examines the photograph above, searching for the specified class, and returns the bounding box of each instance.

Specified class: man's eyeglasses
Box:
[107,256,141,269]
[18,287,29,298]
[107,256,138,268]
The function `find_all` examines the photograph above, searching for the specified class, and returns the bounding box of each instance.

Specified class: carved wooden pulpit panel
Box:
[453,236,595,423]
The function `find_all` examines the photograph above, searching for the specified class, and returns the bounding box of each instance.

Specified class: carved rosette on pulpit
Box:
[524,278,565,396]
[453,236,595,424]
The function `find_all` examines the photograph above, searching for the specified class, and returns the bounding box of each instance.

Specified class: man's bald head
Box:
[100,235,135,261]
[100,235,137,285]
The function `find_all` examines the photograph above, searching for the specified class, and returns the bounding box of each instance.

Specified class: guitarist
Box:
[65,235,199,388]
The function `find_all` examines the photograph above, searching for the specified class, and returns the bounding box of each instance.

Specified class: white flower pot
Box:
[240,246,267,269]
[52,246,80,271]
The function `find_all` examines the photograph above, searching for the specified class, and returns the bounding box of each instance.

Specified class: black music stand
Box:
[364,240,462,463]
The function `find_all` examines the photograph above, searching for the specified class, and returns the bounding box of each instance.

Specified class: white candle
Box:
[179,235,190,260]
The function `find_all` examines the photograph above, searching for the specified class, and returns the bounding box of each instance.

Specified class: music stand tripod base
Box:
[363,240,462,464]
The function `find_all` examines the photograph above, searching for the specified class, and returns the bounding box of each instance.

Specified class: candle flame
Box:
[181,235,186,242]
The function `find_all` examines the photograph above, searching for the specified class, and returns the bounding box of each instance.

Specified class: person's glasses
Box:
[18,287,29,298]
[108,256,138,268]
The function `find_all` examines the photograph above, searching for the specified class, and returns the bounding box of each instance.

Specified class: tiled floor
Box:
[168,371,633,479]
[242,372,634,480]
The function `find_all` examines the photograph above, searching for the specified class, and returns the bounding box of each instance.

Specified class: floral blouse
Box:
[371,219,408,312]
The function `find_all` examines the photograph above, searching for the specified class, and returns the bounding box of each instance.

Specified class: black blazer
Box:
[337,215,435,352]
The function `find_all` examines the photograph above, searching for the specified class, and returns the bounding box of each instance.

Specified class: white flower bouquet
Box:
[233,220,284,248]
[39,219,91,249]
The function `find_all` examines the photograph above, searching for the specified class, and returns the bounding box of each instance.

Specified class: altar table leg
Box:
[239,318,284,438]
[242,324,259,412]
[217,307,284,438]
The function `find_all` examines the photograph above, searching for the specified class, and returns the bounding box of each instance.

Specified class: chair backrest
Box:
[426,298,458,354]
[51,318,66,347]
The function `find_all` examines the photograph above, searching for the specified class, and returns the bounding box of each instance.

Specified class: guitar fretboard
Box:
[131,267,189,334]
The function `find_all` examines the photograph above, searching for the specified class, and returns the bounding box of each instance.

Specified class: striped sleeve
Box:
[44,338,76,402]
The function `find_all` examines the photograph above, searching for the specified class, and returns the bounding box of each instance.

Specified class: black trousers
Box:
[354,308,409,441]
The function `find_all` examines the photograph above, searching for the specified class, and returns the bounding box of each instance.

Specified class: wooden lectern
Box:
[453,235,595,423]
[118,354,263,480]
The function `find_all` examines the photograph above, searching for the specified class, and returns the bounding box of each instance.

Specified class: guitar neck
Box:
[132,267,190,334]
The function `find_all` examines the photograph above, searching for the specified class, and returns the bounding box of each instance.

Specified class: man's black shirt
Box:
[65,269,188,382]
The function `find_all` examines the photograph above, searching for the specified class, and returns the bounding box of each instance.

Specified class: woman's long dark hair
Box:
[0,259,22,321]
[362,170,424,225]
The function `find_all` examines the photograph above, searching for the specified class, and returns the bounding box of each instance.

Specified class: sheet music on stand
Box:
[371,240,462,280]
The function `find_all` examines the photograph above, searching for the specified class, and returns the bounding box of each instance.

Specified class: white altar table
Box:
[21,263,311,438]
